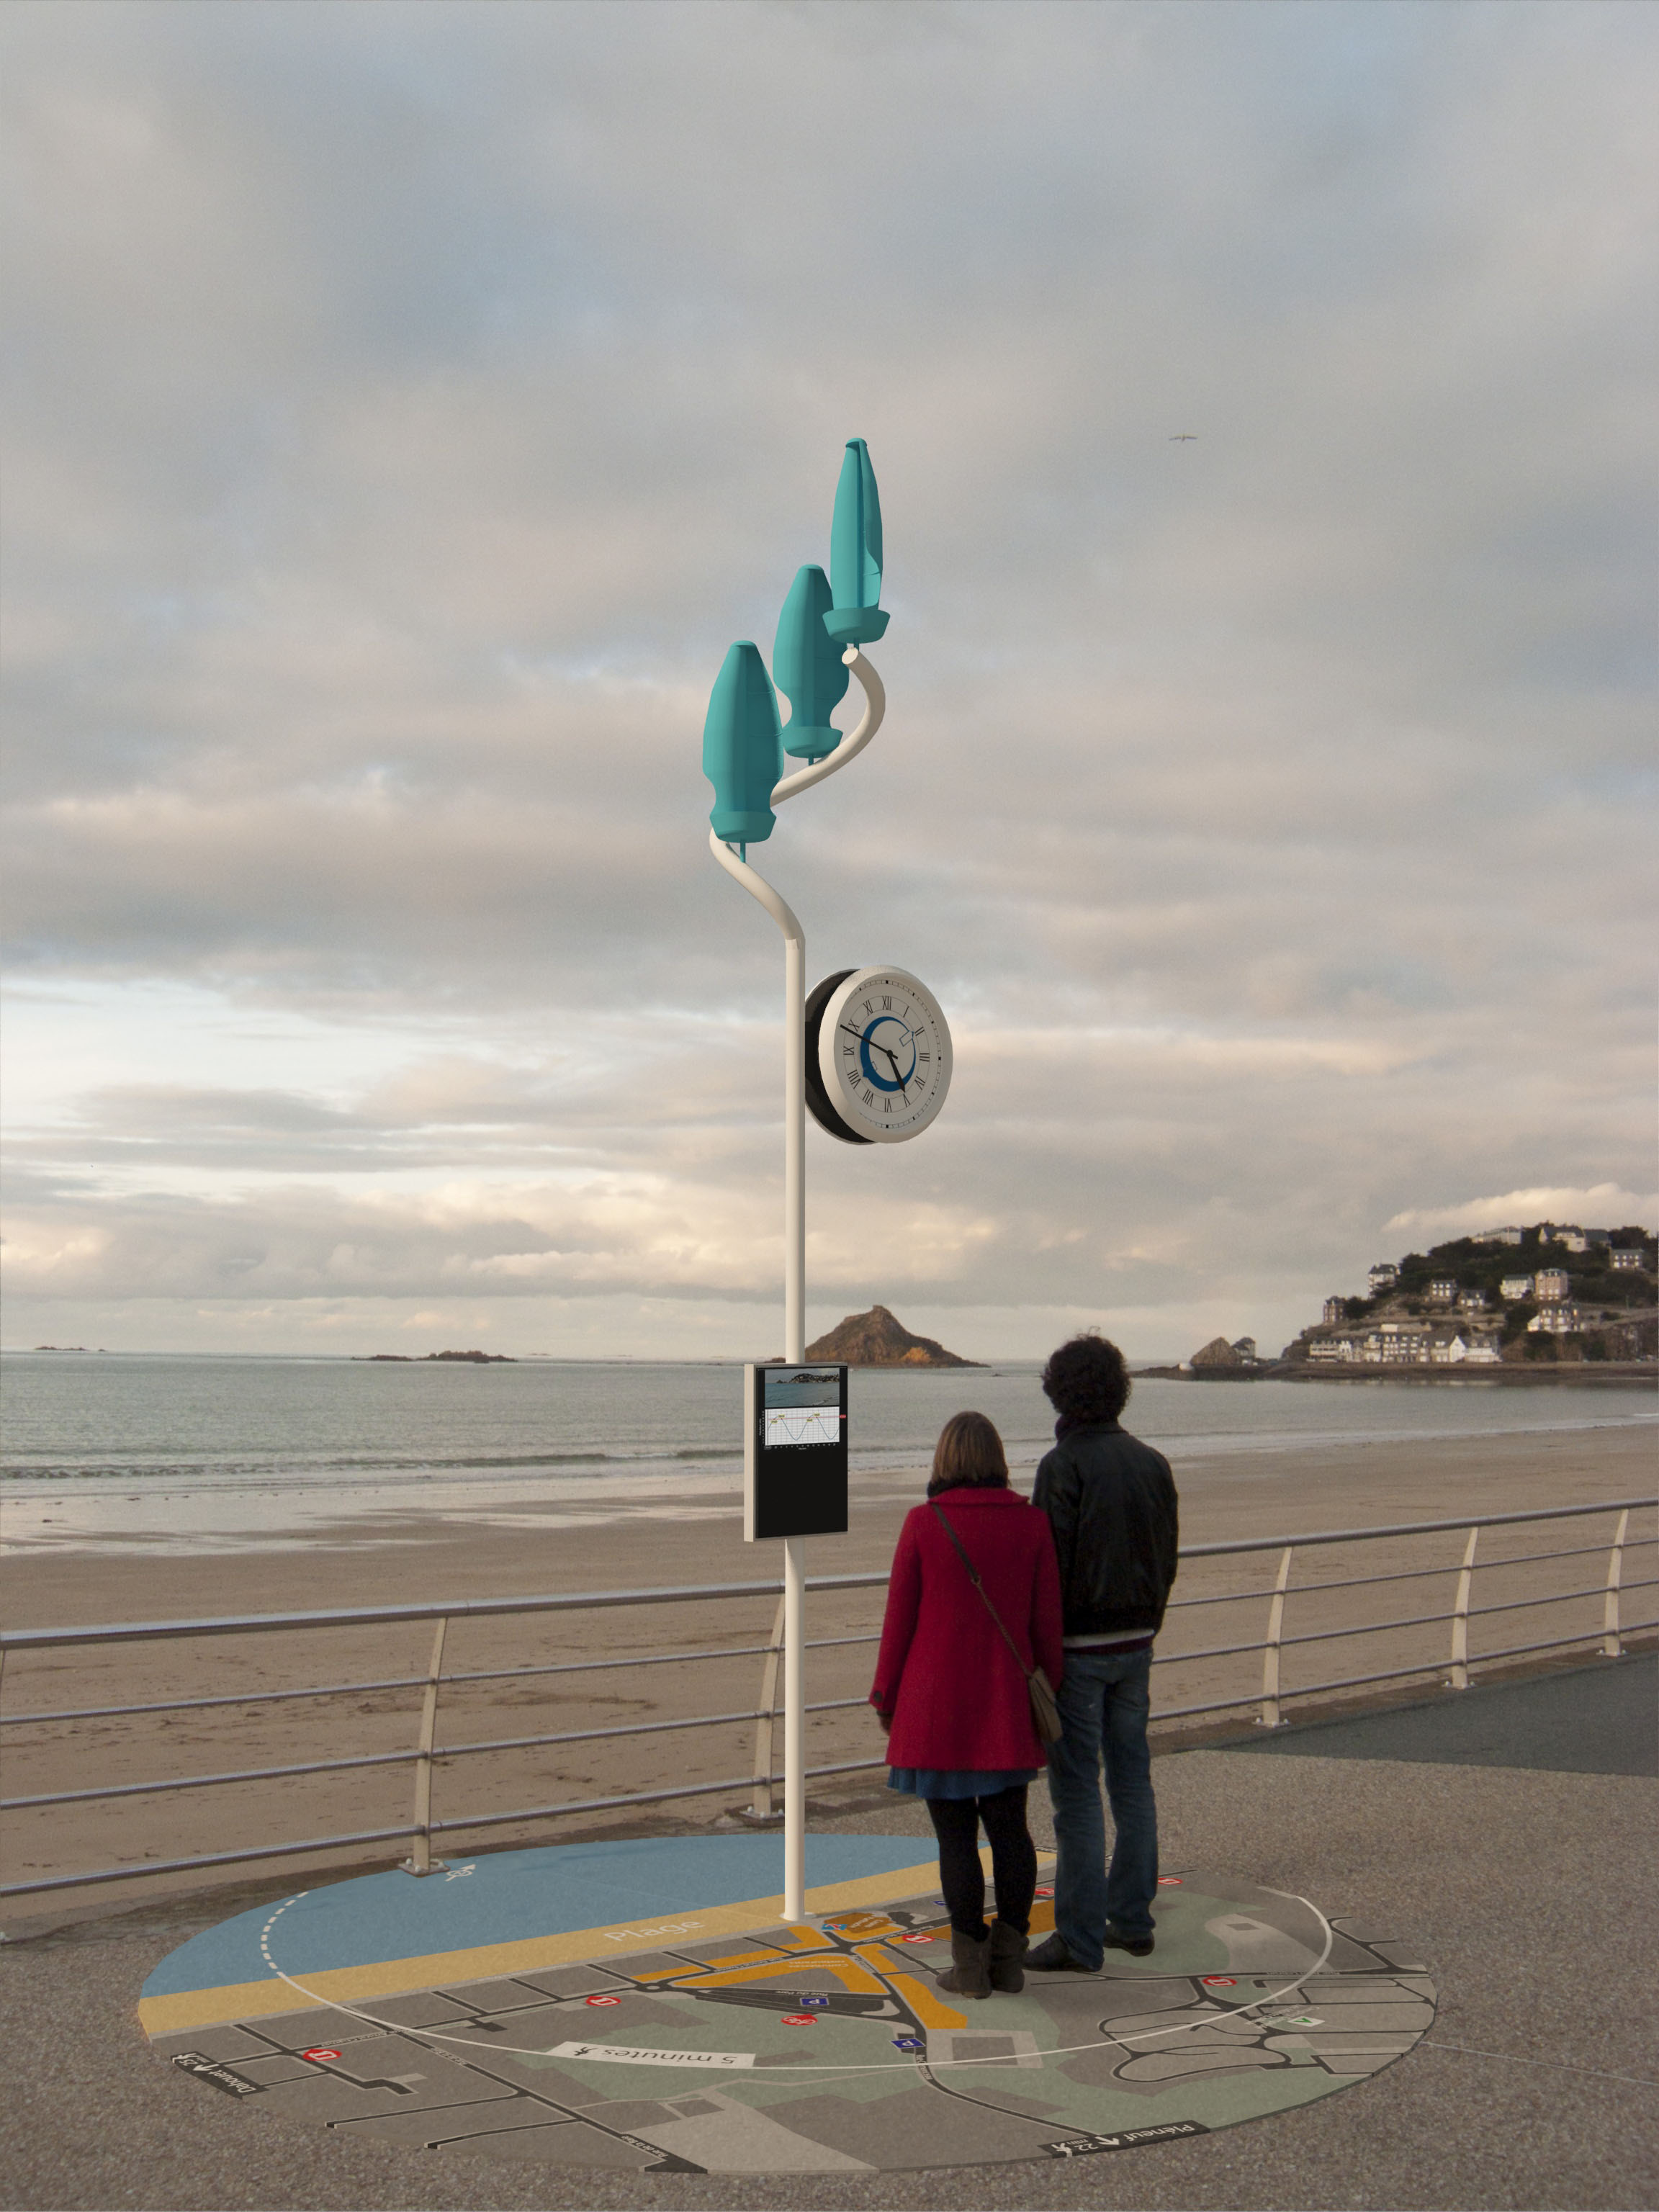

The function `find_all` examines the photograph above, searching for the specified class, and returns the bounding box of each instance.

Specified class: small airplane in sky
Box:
[1169,432,1199,441]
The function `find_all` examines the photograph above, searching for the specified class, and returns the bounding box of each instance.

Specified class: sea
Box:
[1,1352,1654,1557]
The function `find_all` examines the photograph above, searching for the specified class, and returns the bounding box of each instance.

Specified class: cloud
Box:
[1,1,1655,1354]
[1384,1187,1659,1238]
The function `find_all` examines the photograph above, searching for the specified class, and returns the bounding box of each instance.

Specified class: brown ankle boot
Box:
[936,1928,992,1998]
[988,1920,1028,1993]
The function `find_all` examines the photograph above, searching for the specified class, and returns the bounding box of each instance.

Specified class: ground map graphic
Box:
[143,1845,1434,2175]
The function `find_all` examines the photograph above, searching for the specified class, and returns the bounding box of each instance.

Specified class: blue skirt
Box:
[887,1767,1040,1800]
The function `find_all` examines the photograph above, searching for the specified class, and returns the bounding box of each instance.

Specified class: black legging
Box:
[925,1784,1037,1939]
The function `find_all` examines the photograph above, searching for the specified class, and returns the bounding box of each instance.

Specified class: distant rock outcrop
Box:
[360,1349,516,1364]
[1188,1336,1259,1374]
[804,1305,981,1368]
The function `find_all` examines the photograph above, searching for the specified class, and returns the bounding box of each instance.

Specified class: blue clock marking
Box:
[859,1015,917,1092]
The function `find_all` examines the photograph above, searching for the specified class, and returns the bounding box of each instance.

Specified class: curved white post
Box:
[1449,1526,1479,1689]
[403,1615,449,1877]
[1259,1547,1292,1727]
[1603,1508,1629,1658]
[706,828,807,1920]
[706,832,806,1371]
[770,649,885,806]
[709,647,884,1930]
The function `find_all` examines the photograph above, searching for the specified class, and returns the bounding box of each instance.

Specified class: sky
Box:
[2,0,1655,1364]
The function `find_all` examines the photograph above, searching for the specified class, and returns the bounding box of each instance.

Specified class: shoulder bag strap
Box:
[928,1501,1032,1676]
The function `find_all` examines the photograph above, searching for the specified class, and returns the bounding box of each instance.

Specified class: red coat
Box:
[869,1486,1064,1770]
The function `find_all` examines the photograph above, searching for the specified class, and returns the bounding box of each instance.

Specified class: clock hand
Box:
[837,1022,902,1074]
[837,1021,917,1094]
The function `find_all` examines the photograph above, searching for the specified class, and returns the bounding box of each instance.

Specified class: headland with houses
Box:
[1145,1220,1656,1382]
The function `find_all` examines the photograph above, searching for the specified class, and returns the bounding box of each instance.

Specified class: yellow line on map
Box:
[880,1970,967,2032]
[140,1853,1025,2036]
[697,1954,886,1995]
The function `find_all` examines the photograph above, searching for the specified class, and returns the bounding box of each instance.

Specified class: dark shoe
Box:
[988,1920,1028,1994]
[1102,1925,1154,1958]
[936,1928,992,1998]
[1025,1933,1092,1972]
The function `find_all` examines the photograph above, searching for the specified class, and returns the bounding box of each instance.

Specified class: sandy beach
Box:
[4,1424,1653,1918]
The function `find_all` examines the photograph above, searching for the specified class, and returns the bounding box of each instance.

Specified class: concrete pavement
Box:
[4,1655,1655,2209]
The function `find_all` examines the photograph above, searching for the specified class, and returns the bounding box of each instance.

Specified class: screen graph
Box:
[763,1403,840,1449]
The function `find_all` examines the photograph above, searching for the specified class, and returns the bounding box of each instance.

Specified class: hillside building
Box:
[1535,1269,1571,1303]
[1368,1264,1398,1292]
[1429,1279,1457,1303]
[1308,1321,1500,1367]
[1431,1332,1501,1366]
[1610,1249,1651,1272]
[1528,1305,1583,1336]
[1473,1227,1524,1246]
[1458,1290,1488,1312]
[1500,1274,1533,1300]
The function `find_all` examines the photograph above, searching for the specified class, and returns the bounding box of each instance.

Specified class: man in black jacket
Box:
[1026,1334,1179,1969]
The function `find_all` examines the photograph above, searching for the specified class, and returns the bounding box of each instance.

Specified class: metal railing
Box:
[1,1496,1652,1902]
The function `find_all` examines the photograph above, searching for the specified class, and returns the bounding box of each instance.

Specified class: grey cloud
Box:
[1,0,1654,1349]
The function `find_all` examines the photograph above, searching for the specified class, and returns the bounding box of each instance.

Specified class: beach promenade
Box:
[4,1653,1655,2211]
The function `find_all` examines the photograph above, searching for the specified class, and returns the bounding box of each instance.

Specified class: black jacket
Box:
[1031,1421,1179,1638]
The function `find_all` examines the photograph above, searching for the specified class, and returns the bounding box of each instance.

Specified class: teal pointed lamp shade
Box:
[703,642,782,843]
[773,565,850,763]
[824,436,890,647]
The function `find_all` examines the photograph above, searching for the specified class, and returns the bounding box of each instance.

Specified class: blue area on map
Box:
[141,1833,933,1998]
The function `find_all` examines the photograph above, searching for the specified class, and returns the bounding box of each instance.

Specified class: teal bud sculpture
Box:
[773,565,850,763]
[824,436,889,646]
[703,642,783,844]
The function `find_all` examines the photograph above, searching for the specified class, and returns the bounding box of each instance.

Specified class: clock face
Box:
[808,967,952,1144]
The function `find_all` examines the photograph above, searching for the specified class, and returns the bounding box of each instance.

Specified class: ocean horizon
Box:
[2,1350,1653,1558]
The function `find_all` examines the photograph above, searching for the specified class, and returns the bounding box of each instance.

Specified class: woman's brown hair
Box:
[926,1411,1010,1496]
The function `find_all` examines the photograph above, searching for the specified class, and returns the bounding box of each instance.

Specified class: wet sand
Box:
[3,1425,1653,1917]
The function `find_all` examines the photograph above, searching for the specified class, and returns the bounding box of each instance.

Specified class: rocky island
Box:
[358,1349,516,1364]
[804,1305,982,1368]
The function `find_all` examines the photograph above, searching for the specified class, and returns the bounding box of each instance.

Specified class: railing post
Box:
[745,1593,788,1823]
[1448,1527,1478,1689]
[1603,1509,1630,1658]
[1259,1547,1293,1727]
[403,1616,449,1876]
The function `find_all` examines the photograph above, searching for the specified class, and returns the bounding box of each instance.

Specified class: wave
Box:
[0,1444,754,1482]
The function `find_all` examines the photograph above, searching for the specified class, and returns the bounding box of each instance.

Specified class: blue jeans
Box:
[1046,1647,1158,1964]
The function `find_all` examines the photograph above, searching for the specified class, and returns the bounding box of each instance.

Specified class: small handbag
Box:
[929,1501,1064,1746]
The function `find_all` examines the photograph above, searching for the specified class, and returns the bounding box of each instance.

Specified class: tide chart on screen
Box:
[745,1364,849,1541]
[763,1368,842,1447]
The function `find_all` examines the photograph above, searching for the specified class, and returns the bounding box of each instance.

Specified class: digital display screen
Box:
[762,1368,842,1450]
[745,1360,848,1540]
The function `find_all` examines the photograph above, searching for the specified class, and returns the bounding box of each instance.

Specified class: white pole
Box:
[784,930,806,1366]
[782,926,808,1923]
[706,647,884,1932]
[782,1535,806,1919]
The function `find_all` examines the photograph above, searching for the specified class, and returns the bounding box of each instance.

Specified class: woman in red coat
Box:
[869,1411,1064,2000]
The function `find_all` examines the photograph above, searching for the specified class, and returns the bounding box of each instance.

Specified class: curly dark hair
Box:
[926,1411,1010,1496]
[1040,1333,1130,1424]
